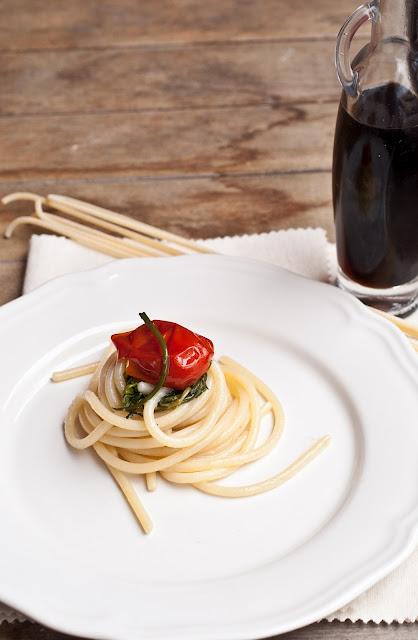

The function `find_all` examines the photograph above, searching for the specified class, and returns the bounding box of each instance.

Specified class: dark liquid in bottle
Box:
[333,83,418,288]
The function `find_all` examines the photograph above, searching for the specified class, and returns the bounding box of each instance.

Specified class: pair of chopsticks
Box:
[2,192,215,259]
[1,191,417,354]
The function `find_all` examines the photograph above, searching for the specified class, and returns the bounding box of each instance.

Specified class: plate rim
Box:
[0,254,417,640]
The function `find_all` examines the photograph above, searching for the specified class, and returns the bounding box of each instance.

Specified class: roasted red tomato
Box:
[111,320,214,390]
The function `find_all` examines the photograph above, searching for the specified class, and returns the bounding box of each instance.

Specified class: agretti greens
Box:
[123,373,208,417]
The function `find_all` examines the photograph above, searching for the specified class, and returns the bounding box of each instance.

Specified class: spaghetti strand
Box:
[60,347,330,533]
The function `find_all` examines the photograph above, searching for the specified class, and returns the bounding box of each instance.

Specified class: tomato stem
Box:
[139,312,169,402]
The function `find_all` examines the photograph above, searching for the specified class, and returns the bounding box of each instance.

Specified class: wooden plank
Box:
[0,1,360,51]
[0,170,333,301]
[0,170,333,305]
[0,260,25,306]
[0,103,337,181]
[1,620,418,640]
[0,40,341,115]
[0,171,333,251]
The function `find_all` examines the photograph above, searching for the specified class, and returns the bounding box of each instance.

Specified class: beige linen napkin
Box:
[22,229,336,293]
[1,230,417,626]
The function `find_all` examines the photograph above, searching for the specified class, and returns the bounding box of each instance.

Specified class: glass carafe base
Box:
[337,268,418,317]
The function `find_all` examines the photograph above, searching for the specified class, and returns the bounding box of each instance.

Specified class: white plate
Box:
[0,255,417,640]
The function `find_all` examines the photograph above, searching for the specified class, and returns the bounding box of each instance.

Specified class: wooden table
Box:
[0,1,416,638]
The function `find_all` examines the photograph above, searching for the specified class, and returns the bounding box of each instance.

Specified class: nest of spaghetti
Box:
[63,348,329,534]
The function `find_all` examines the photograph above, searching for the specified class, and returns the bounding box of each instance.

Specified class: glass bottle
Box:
[333,0,418,316]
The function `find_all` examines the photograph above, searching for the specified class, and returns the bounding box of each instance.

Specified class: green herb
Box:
[121,312,207,417]
[122,376,146,417]
[122,372,208,417]
[138,311,169,403]
[158,373,208,410]
[120,312,168,417]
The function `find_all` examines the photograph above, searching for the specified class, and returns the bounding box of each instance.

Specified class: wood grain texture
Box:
[0,171,333,303]
[0,172,333,243]
[0,260,25,306]
[1,620,418,640]
[0,0,359,51]
[0,103,337,181]
[0,41,340,115]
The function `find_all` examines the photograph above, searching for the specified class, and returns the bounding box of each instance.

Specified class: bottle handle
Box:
[336,2,377,96]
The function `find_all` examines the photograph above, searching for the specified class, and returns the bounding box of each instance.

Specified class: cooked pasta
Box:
[59,346,330,533]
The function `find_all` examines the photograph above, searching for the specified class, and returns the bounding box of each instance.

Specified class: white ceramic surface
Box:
[0,255,417,640]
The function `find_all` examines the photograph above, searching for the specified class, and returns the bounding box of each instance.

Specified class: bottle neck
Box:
[372,0,418,45]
